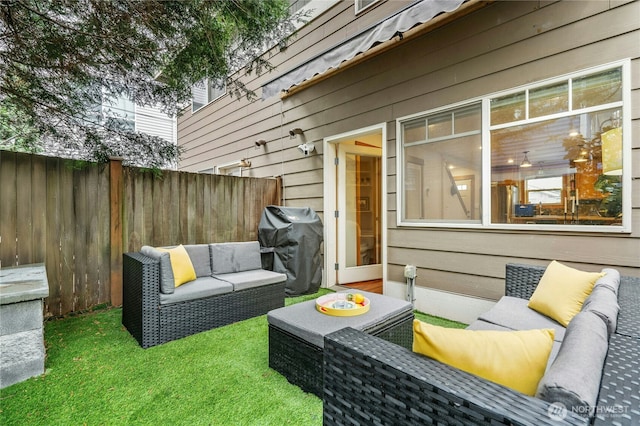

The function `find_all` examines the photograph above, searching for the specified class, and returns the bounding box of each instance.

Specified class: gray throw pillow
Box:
[140,245,175,294]
[536,311,608,416]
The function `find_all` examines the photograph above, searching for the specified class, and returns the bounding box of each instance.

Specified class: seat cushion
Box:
[413,319,554,396]
[478,296,566,342]
[267,290,412,348]
[183,244,212,278]
[536,310,609,414]
[141,246,175,294]
[159,277,233,305]
[213,269,286,292]
[210,241,262,274]
[528,260,603,327]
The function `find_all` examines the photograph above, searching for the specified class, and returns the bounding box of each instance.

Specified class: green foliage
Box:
[594,174,622,217]
[0,0,299,168]
[0,101,41,152]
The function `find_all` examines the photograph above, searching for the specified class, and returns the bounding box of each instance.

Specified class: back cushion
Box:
[183,244,213,277]
[140,246,175,294]
[536,310,609,415]
[210,242,262,274]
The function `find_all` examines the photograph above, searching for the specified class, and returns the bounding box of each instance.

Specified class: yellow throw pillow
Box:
[413,320,554,396]
[157,245,197,287]
[528,260,603,326]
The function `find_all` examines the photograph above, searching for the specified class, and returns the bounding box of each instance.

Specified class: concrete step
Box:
[0,329,45,389]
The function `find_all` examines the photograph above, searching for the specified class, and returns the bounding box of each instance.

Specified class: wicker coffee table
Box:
[267,290,414,397]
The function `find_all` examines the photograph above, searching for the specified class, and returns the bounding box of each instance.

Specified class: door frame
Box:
[323,123,387,289]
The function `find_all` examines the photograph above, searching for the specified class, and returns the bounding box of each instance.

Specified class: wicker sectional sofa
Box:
[323,263,640,425]
[122,241,286,348]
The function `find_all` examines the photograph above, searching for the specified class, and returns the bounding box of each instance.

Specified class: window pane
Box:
[403,103,482,223]
[530,82,568,118]
[403,119,425,143]
[491,91,525,125]
[491,107,623,226]
[573,68,622,109]
[428,111,452,139]
[454,104,481,133]
[192,81,208,111]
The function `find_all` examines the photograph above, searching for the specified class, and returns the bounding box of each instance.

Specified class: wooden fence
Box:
[0,151,281,317]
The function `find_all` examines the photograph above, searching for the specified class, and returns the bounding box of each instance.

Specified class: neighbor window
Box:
[192,78,226,112]
[355,0,378,13]
[398,62,628,231]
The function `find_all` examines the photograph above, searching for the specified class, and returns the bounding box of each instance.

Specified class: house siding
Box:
[135,104,176,145]
[178,0,640,304]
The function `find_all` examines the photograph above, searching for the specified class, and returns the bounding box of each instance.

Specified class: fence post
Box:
[109,157,124,307]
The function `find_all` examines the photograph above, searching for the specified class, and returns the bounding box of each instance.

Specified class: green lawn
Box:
[0,290,464,425]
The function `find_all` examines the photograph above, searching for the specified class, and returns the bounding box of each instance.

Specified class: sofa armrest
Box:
[323,327,588,426]
[505,263,546,300]
[122,252,161,348]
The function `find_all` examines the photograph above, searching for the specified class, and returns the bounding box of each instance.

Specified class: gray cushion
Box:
[183,244,212,278]
[594,268,620,294]
[267,290,413,348]
[210,242,263,274]
[213,270,286,292]
[536,311,609,415]
[141,245,175,294]
[478,296,566,342]
[466,319,562,372]
[582,284,619,336]
[159,277,233,305]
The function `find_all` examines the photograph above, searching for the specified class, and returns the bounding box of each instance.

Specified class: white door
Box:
[336,144,382,284]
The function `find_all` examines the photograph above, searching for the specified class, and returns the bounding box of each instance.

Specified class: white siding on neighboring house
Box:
[135,104,177,145]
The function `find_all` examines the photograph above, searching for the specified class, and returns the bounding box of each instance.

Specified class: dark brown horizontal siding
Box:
[177,0,640,300]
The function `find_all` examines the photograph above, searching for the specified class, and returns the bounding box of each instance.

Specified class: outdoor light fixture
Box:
[239,159,251,168]
[255,139,267,147]
[520,151,532,168]
[289,128,304,138]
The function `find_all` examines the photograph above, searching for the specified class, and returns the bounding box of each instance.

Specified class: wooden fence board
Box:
[1,152,281,317]
[16,155,33,264]
[0,152,17,267]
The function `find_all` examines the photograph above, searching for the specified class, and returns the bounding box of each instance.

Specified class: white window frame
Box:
[214,160,246,177]
[355,0,379,14]
[396,59,632,233]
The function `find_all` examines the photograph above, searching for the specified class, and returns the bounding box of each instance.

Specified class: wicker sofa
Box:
[122,241,286,348]
[324,263,640,425]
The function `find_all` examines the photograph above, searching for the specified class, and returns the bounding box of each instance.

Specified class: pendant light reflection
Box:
[520,151,532,168]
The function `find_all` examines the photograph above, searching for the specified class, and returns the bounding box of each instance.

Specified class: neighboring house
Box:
[40,94,177,168]
[177,0,639,323]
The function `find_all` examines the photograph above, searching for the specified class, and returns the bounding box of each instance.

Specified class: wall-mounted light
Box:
[520,151,532,168]
[255,139,267,147]
[297,143,315,156]
[289,128,304,138]
[239,159,251,168]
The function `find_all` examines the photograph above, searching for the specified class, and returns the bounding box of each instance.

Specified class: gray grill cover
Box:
[258,206,323,296]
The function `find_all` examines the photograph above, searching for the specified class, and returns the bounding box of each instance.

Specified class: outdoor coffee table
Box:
[267,290,414,397]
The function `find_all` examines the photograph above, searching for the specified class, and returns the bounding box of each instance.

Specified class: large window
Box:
[398,62,629,231]
[400,103,482,223]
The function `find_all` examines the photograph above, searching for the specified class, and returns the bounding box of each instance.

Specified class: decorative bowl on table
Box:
[316,293,370,317]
